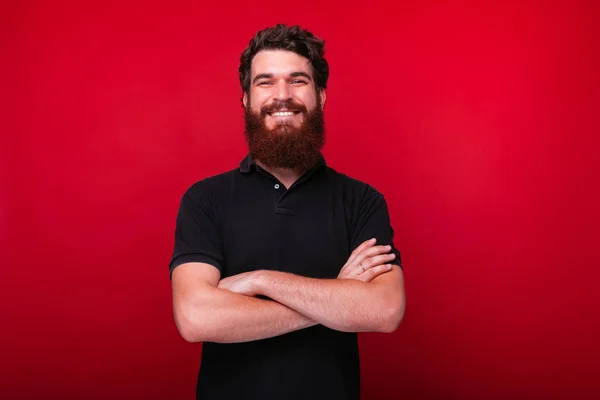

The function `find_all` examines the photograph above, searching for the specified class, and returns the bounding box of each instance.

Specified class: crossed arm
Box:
[171,239,405,344]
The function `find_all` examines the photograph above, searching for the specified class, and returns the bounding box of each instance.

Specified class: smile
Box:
[268,110,301,117]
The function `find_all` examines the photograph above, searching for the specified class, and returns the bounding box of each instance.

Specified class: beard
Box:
[244,97,325,171]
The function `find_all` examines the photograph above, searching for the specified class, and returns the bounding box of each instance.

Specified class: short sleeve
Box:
[169,181,224,278]
[350,187,402,269]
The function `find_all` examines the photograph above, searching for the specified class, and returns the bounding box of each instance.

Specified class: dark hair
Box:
[239,24,329,98]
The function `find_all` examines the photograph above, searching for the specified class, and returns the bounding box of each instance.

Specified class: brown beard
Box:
[244,97,325,172]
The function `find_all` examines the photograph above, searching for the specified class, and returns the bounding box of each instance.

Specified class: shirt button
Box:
[274,184,280,189]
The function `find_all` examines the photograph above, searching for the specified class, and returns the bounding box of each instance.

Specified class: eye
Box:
[291,80,307,85]
[258,81,272,86]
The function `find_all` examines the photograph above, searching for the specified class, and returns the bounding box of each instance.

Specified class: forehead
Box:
[251,50,313,77]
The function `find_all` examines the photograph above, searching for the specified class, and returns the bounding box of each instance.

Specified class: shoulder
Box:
[182,168,239,200]
[176,168,240,217]
[323,166,384,202]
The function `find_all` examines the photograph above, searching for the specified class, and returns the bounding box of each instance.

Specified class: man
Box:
[169,24,405,400]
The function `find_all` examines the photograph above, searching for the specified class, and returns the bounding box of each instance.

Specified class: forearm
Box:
[254,271,400,333]
[175,286,317,344]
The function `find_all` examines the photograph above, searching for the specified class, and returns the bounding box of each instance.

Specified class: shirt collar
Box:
[239,153,327,174]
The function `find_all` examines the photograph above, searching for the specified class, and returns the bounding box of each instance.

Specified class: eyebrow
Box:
[252,71,313,84]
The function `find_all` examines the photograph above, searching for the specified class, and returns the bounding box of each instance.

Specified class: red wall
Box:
[2,1,599,399]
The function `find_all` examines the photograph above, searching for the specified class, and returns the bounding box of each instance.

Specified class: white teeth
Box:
[272,111,294,117]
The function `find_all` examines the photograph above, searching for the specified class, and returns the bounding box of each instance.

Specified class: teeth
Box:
[272,111,294,117]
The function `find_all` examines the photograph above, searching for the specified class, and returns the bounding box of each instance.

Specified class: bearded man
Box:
[169,24,406,400]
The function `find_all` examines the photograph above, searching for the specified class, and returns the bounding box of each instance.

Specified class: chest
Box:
[220,185,351,279]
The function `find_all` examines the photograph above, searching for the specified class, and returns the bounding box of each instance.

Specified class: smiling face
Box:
[243,49,327,171]
[243,49,326,129]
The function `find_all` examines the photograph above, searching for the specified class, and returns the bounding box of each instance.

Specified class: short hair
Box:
[239,24,329,97]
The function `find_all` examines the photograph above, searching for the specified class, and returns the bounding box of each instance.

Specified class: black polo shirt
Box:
[170,153,402,400]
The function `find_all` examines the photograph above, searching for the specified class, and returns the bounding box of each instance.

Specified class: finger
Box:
[357,253,395,273]
[363,264,393,281]
[348,238,376,261]
[345,238,376,267]
[355,246,394,268]
[217,277,234,290]
[362,244,394,259]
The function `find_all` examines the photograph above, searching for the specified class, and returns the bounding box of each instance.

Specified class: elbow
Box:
[380,297,406,333]
[174,305,213,343]
[178,322,203,343]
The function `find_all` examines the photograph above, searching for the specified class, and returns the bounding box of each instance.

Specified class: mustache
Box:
[261,99,307,114]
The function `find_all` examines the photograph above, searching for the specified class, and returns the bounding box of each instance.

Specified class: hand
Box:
[217,271,261,297]
[338,238,396,283]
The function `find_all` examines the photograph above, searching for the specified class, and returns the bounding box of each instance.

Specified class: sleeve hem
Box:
[169,254,222,280]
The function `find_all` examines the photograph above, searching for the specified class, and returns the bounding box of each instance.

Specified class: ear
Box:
[319,88,326,109]
[243,92,248,108]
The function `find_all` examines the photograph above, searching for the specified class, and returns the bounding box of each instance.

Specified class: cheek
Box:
[296,90,318,110]
[248,91,268,111]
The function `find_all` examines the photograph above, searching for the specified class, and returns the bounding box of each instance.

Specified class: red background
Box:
[2,1,599,399]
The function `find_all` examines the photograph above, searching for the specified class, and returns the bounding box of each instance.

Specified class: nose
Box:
[274,80,291,100]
